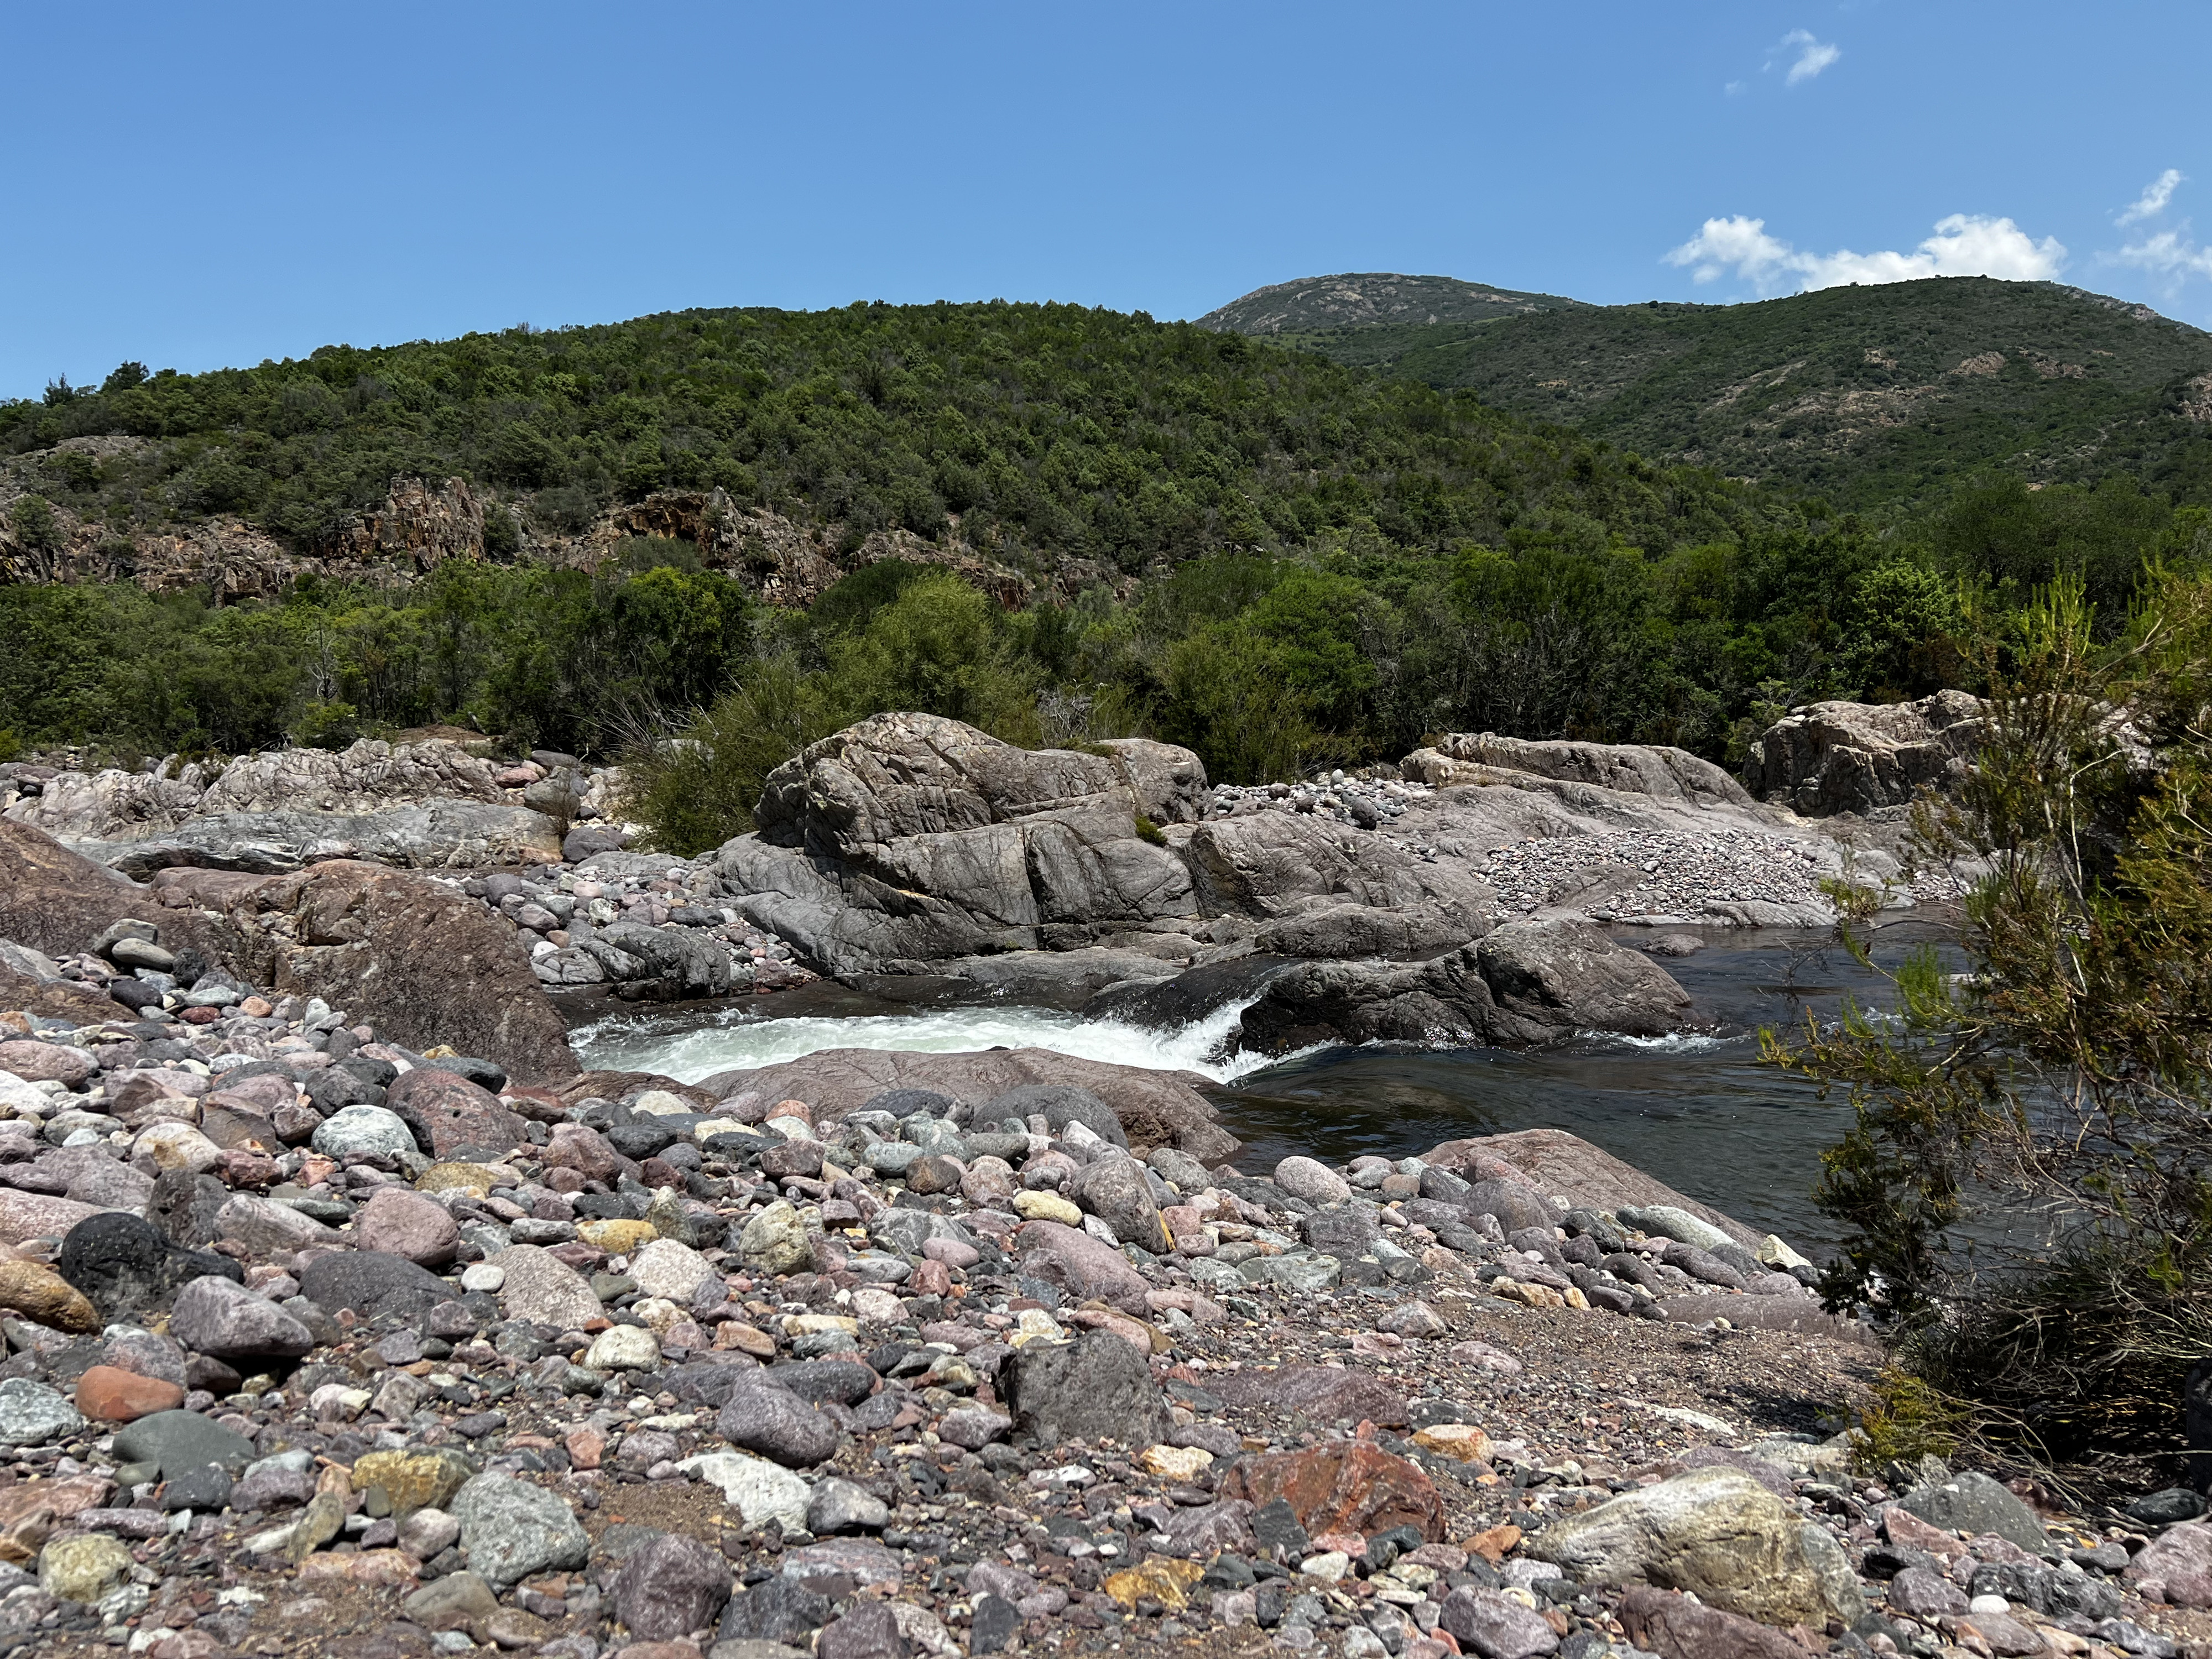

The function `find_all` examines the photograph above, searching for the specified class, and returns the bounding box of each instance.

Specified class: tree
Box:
[1767,570,2212,1473]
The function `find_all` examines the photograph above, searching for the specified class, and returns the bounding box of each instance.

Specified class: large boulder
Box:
[0,822,244,972]
[217,860,577,1082]
[717,712,1206,972]
[1238,919,1691,1053]
[1524,1467,1865,1627]
[1744,691,1983,816]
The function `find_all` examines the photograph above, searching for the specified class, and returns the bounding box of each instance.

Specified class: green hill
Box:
[1250,278,2212,512]
[1192,272,1590,340]
[1,299,1742,585]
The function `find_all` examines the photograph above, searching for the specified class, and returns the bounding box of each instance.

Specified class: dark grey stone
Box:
[1004,1329,1171,1450]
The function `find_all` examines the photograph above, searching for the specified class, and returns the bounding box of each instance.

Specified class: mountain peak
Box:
[1194,272,1590,335]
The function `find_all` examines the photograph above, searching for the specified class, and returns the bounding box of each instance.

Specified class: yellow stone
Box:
[350,1449,474,1519]
[415,1162,504,1197]
[1011,1190,1083,1227]
[1490,1277,1567,1310]
[577,1219,659,1251]
[1138,1443,1214,1481]
[1103,1557,1204,1610]
[1412,1424,1494,1463]
[0,1260,98,1334]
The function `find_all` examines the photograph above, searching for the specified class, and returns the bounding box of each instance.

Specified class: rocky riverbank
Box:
[0,895,2204,1659]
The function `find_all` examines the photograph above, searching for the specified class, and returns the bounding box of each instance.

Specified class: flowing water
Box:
[575,925,1956,1257]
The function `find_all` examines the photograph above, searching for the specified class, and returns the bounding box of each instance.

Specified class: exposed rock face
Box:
[88,801,562,875]
[1238,920,1691,1054]
[218,860,577,1082]
[1744,691,1983,816]
[1180,812,1491,919]
[1406,732,1756,811]
[718,713,1210,972]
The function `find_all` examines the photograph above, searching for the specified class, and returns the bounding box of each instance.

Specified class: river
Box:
[573,924,1955,1259]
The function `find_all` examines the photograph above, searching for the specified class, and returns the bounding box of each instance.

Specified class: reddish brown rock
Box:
[386,1069,528,1159]
[1218,1442,1444,1541]
[217,859,577,1083]
[1618,1586,1807,1659]
[0,823,244,972]
[354,1187,460,1267]
[75,1365,187,1422]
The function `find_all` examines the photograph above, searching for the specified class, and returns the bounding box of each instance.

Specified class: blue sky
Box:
[7,1,2211,398]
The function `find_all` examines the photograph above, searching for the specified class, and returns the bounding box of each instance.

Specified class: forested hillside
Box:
[3,295,2207,828]
[1254,278,2212,513]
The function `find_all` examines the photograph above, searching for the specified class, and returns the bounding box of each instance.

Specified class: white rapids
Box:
[573,994,1282,1087]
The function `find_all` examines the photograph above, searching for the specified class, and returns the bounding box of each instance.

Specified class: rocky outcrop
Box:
[716,714,1507,979]
[0,822,244,971]
[718,714,1212,973]
[1237,920,1692,1055]
[1744,691,1983,816]
[215,860,577,1083]
[8,738,512,842]
[1406,732,1757,811]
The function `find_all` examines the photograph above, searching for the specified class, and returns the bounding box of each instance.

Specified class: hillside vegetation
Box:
[0,300,1708,581]
[1256,278,2212,514]
[2,296,2208,826]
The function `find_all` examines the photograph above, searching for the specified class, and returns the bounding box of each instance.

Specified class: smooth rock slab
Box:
[450,1472,591,1585]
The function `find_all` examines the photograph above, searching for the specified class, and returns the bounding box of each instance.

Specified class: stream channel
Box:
[573,924,1957,1259]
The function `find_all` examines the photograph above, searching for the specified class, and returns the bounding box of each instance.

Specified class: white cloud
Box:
[2117,168,2184,226]
[2110,228,2212,290]
[1778,29,1841,85]
[1666,213,2068,295]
